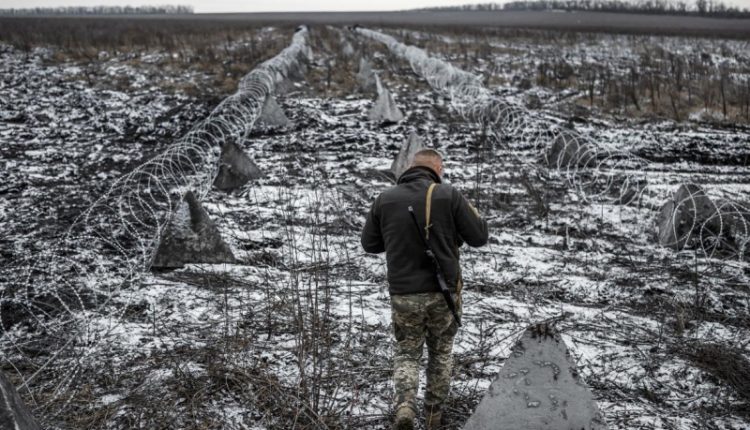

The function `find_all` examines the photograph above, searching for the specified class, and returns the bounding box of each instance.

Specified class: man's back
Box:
[360,150,489,430]
[361,165,488,295]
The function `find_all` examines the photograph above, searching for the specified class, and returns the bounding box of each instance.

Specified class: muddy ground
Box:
[1,24,749,429]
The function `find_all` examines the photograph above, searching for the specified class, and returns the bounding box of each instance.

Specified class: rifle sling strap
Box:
[425,183,437,240]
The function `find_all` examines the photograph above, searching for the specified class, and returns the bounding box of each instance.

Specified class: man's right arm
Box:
[452,188,489,247]
[361,195,385,253]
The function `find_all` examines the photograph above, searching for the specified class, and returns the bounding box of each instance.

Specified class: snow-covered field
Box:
[1,24,749,429]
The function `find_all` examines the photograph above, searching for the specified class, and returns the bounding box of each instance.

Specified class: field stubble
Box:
[0,20,749,429]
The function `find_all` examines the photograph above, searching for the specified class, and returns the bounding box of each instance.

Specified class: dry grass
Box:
[677,341,750,413]
[0,17,298,98]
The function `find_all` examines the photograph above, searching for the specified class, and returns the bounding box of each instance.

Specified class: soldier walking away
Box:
[361,149,489,429]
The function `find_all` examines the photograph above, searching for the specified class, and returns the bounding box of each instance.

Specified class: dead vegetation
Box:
[678,341,750,400]
[381,26,750,125]
[0,17,297,98]
[1,19,749,430]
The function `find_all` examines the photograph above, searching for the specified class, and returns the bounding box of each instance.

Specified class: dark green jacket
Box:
[361,166,489,295]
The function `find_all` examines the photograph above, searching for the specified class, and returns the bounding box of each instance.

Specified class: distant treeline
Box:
[0,5,194,16]
[419,0,750,17]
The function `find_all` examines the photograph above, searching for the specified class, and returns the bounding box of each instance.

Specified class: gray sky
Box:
[1,0,749,13]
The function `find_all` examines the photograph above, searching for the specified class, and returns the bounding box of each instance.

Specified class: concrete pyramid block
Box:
[368,77,404,124]
[285,52,309,81]
[257,95,292,129]
[302,44,314,63]
[151,191,236,269]
[341,41,355,57]
[356,58,377,94]
[274,79,296,96]
[213,141,263,191]
[286,63,307,82]
[657,184,719,251]
[463,324,605,430]
[545,133,595,169]
[391,131,426,180]
[0,371,41,430]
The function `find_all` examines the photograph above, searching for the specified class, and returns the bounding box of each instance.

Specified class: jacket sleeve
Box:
[452,188,489,247]
[361,195,385,253]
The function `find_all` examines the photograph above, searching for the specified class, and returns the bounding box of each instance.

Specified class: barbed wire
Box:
[353,27,650,204]
[353,27,749,260]
[0,26,311,420]
[658,184,749,260]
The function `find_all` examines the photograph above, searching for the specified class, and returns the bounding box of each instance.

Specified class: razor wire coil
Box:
[0,26,311,420]
[354,27,750,260]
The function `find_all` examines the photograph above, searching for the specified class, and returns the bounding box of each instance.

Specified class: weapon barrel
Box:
[408,206,461,327]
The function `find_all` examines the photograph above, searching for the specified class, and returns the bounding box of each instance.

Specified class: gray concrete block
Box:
[0,371,41,430]
[463,324,606,430]
[214,141,263,191]
[257,95,292,129]
[657,184,718,250]
[356,58,377,94]
[545,132,595,169]
[151,191,236,269]
[368,77,404,124]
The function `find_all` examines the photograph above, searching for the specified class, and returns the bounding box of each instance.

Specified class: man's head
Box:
[411,149,444,177]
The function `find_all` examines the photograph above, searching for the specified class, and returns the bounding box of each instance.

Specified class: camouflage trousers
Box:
[390,292,461,413]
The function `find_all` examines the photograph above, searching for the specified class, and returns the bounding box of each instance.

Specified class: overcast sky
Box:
[2,0,749,13]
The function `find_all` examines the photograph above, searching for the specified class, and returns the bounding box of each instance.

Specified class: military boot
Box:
[393,405,415,430]
[424,404,442,430]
